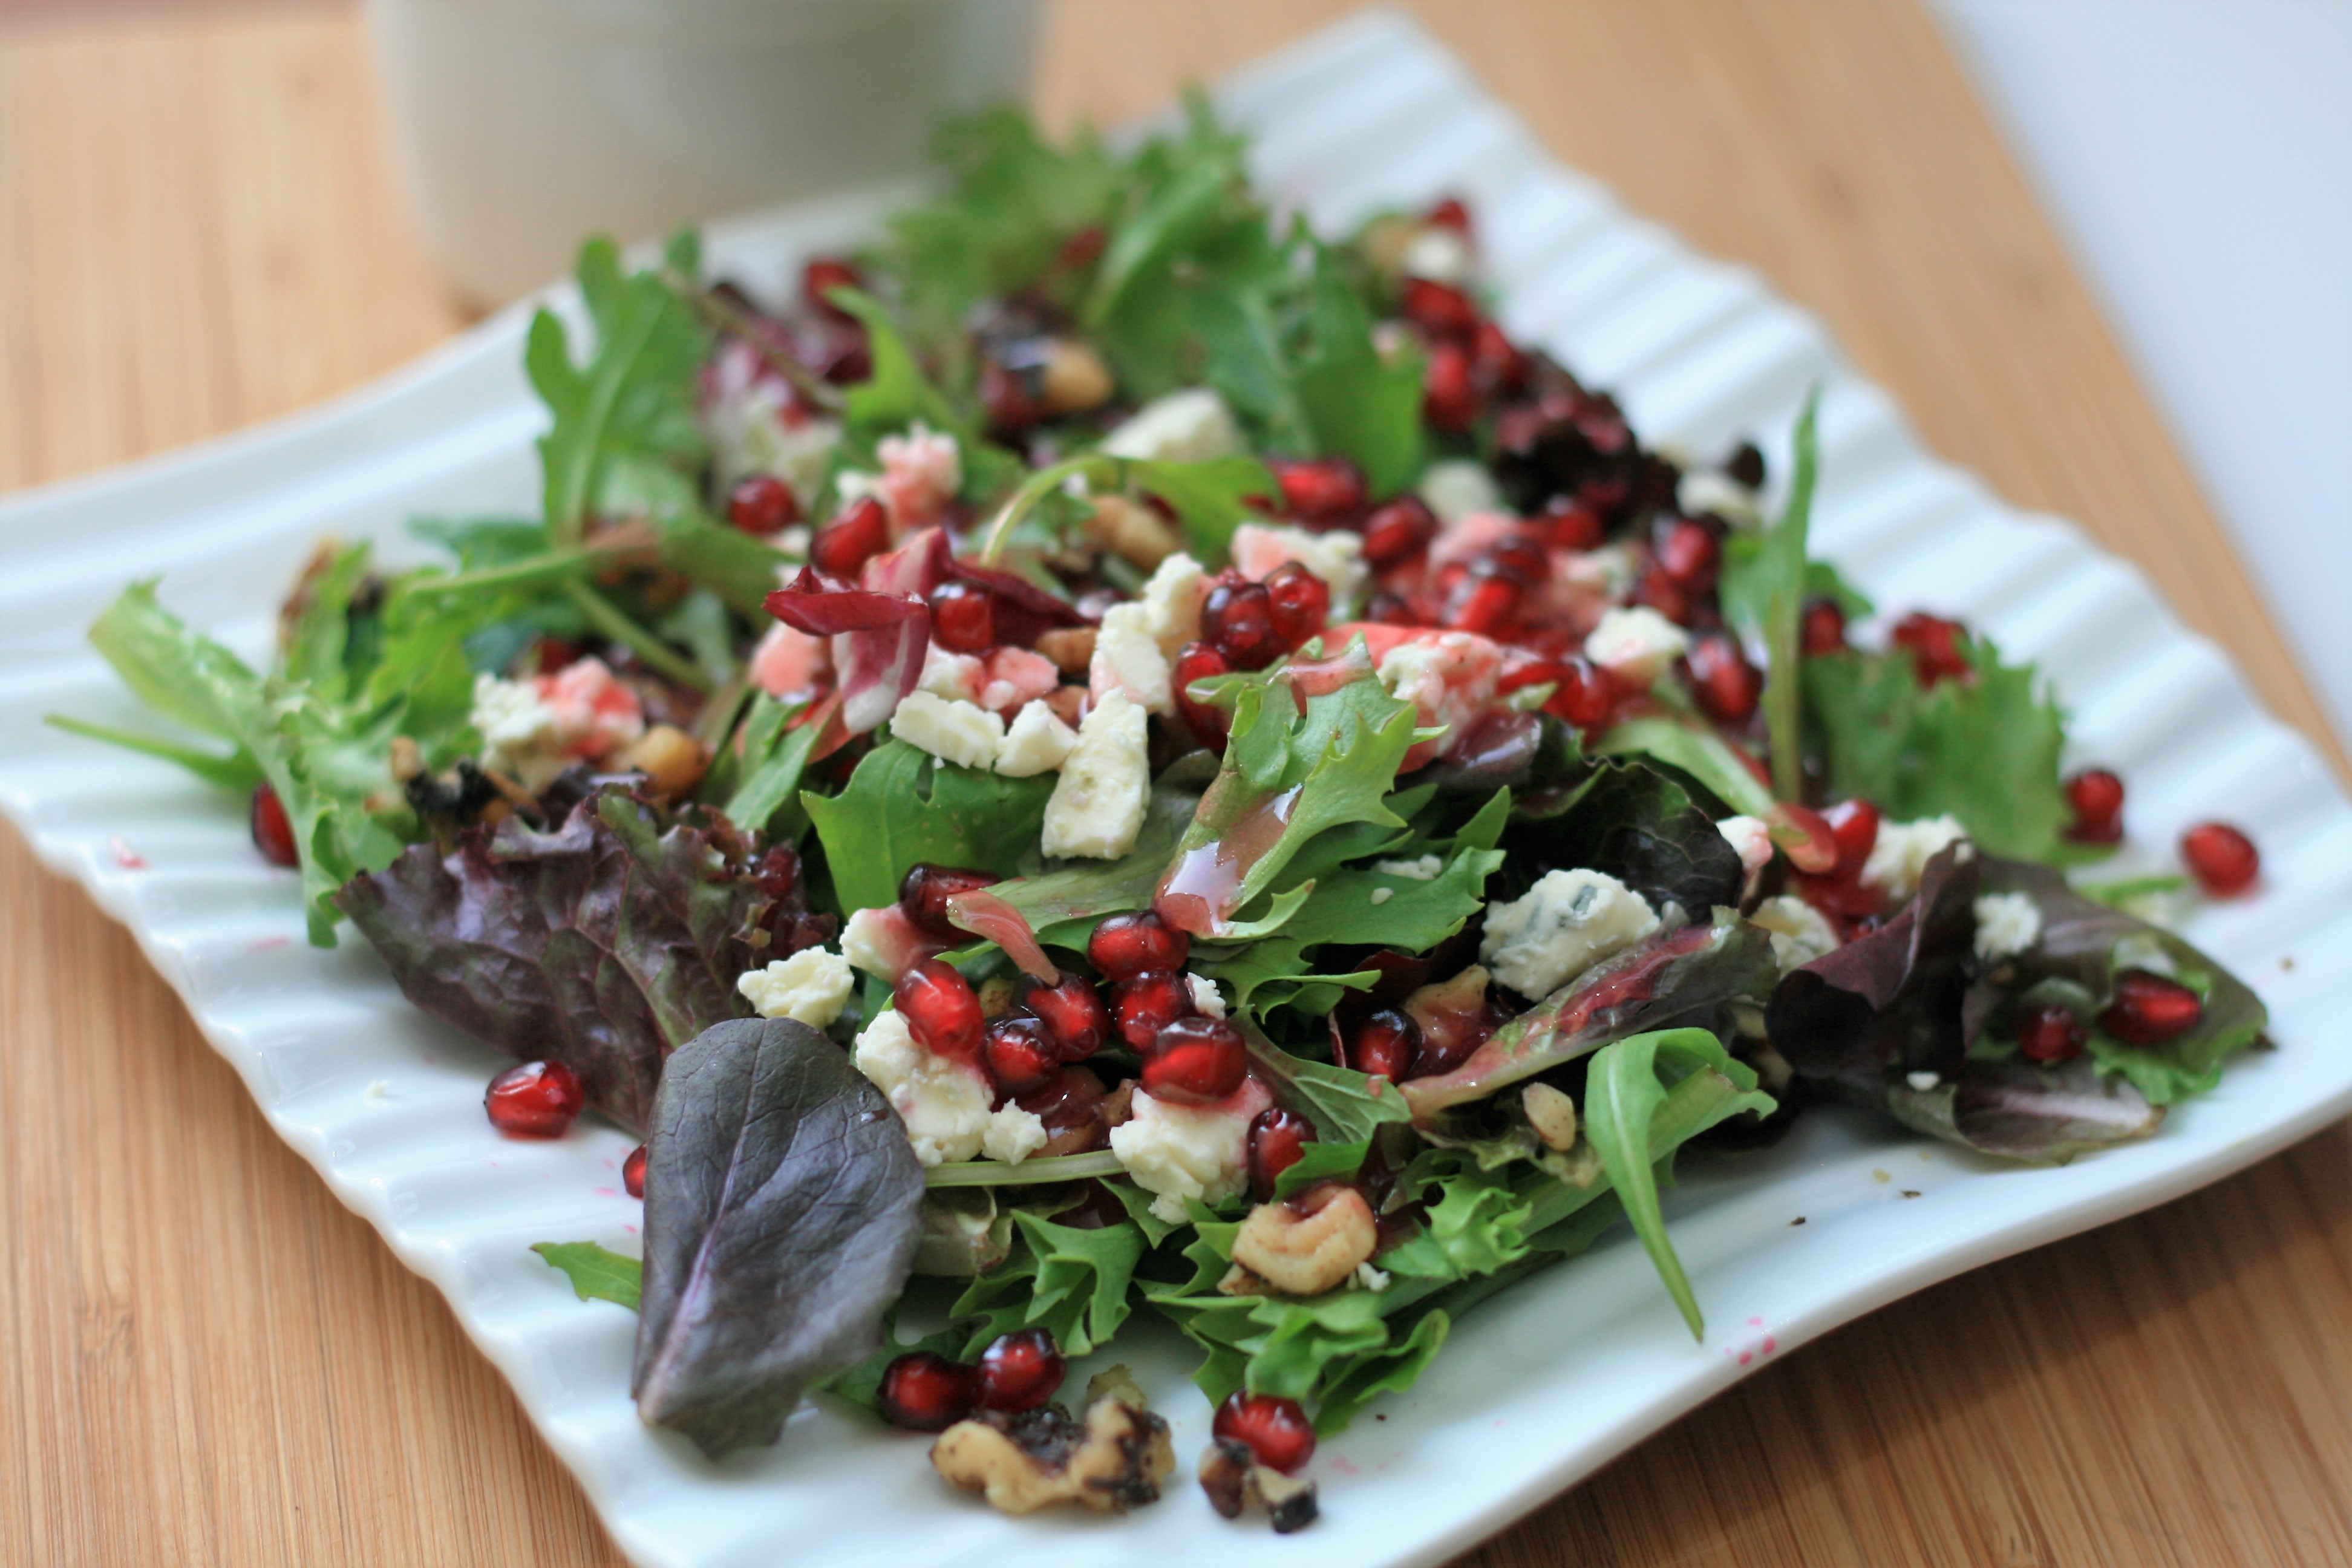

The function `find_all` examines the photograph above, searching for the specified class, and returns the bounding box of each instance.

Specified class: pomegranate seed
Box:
[809,496,891,578]
[1631,567,1693,626]
[1543,656,1621,730]
[1345,1008,1421,1080]
[1264,561,1331,650]
[1089,911,1189,981]
[727,474,799,536]
[898,863,999,941]
[2100,969,2203,1045]
[1486,528,1550,584]
[895,960,985,1062]
[1360,496,1439,567]
[1173,640,1235,752]
[621,1143,648,1198]
[250,782,298,867]
[878,1351,976,1431]
[484,1060,586,1138]
[1539,497,1607,552]
[1687,633,1761,724]
[2181,821,2258,897]
[1270,458,1368,526]
[1214,1391,1316,1474]
[1822,799,1881,881]
[1399,276,1480,339]
[1653,516,1720,593]
[752,843,802,901]
[2016,1004,2088,1065]
[1891,612,1971,687]
[2063,768,2126,845]
[1111,970,1192,1051]
[1247,1108,1316,1200]
[1423,340,1479,432]
[1802,597,1848,656]
[927,581,996,652]
[1448,563,1521,636]
[802,256,865,321]
[1142,1016,1247,1103]
[1424,195,1472,233]
[1472,318,1528,394]
[1202,577,1282,670]
[981,1014,1059,1098]
[975,1328,1065,1413]
[1023,974,1112,1061]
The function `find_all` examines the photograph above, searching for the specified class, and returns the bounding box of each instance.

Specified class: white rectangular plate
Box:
[3,16,2348,1568]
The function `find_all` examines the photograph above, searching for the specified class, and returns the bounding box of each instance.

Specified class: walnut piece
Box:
[931,1397,1174,1515]
[619,724,708,798]
[1230,1188,1379,1297]
[1198,1439,1321,1534]
[1521,1081,1579,1151]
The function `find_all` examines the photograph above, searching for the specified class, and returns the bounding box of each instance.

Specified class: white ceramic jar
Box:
[363,0,1040,307]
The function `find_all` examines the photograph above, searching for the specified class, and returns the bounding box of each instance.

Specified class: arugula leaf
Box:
[982,785,1204,945]
[720,696,817,838]
[532,1241,643,1312]
[1123,454,1279,565]
[1287,242,1425,494]
[951,1210,1145,1357]
[825,287,965,439]
[1242,1030,1413,1143]
[1268,832,1504,954]
[1734,391,1819,800]
[1805,639,2072,861]
[802,740,1057,916]
[527,236,711,546]
[1581,1028,1738,1338]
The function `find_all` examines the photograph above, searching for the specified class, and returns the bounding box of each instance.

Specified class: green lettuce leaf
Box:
[950,1210,1146,1358]
[532,1241,643,1312]
[802,740,1057,916]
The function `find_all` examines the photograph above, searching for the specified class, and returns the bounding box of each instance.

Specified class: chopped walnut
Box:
[619,723,708,798]
[1198,1439,1320,1534]
[1521,1081,1579,1151]
[1034,626,1097,675]
[1083,492,1183,569]
[1229,1187,1379,1297]
[931,1397,1174,1515]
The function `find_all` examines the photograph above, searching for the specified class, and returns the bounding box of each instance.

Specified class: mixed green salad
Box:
[58,103,2272,1529]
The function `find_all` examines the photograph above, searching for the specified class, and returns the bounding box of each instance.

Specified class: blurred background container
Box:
[362,0,1040,308]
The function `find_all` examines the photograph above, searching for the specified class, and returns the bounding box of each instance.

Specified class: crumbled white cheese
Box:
[471,674,564,785]
[700,340,840,499]
[1371,887,1394,906]
[1971,891,2043,961]
[1861,815,1972,903]
[1100,388,1243,463]
[1375,854,1445,881]
[1676,471,1761,528]
[981,1103,1050,1165]
[365,1079,393,1101]
[1109,1084,1265,1224]
[1583,606,1691,687]
[1089,603,1173,714]
[1401,225,1475,285]
[1136,551,1207,654]
[853,1009,991,1166]
[1417,459,1504,525]
[1229,522,1370,607]
[1560,542,1641,598]
[995,699,1079,777]
[1354,1261,1393,1293]
[1479,869,1661,1000]
[1042,689,1150,859]
[1186,974,1227,1019]
[890,690,1005,770]
[1716,815,1775,878]
[840,906,901,979]
[876,421,962,526]
[918,644,985,704]
[1906,1070,1942,1092]
[469,658,645,792]
[1376,631,1499,756]
[737,947,855,1029]
[1751,895,1839,972]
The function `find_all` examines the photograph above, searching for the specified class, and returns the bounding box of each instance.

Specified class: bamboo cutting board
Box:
[1,3,2347,1566]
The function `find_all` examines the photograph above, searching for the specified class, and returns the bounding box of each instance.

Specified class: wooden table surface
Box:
[4,2,2348,1564]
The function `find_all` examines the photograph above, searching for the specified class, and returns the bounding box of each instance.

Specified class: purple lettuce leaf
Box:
[336,786,822,1132]
[633,1016,926,1459]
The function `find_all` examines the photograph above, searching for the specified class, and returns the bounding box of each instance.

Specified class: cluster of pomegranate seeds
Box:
[1247,1108,1316,1200]
[2015,1004,2088,1065]
[1142,1015,1248,1103]
[726,474,799,537]
[1112,970,1192,1051]
[484,1060,586,1138]
[2099,969,2203,1045]
[809,495,891,578]
[898,862,999,940]
[1023,973,1111,1060]
[1890,612,1971,687]
[2063,768,2126,844]
[2181,821,2259,897]
[877,1330,1068,1431]
[895,959,985,1061]
[249,782,299,867]
[1089,910,1189,979]
[1213,1391,1317,1473]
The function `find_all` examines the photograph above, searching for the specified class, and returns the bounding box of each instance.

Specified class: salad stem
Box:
[924,1150,1127,1187]
[563,581,713,692]
[670,270,846,416]
[404,549,599,599]
[977,455,1118,565]
[1764,391,1821,802]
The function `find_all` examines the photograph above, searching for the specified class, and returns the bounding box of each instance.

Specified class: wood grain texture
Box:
[0,4,2345,1567]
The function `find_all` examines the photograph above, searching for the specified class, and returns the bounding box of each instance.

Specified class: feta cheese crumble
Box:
[1479,869,1661,1000]
[1089,603,1173,714]
[1135,551,1207,654]
[1583,606,1690,687]
[1971,891,2043,961]
[890,690,1005,770]
[981,1103,1049,1165]
[876,421,961,527]
[1715,815,1774,878]
[1861,815,1972,903]
[1906,1070,1942,1092]
[1376,854,1444,880]
[1228,522,1369,607]
[1370,887,1394,905]
[470,657,645,791]
[1751,895,1839,972]
[1108,1082,1270,1223]
[1042,689,1149,858]
[1417,459,1503,525]
[1185,974,1227,1019]
[737,947,855,1029]
[852,1009,991,1167]
[995,699,1079,777]
[1676,470,1760,528]
[1100,388,1242,463]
